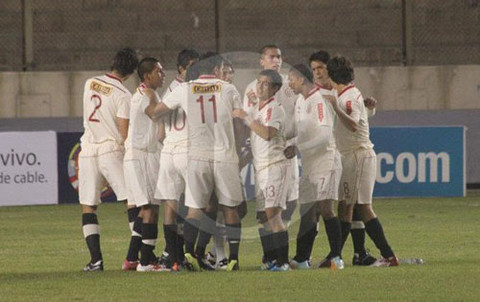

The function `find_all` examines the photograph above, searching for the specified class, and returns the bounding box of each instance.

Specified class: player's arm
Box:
[232,108,277,141]
[364,96,377,118]
[142,87,173,120]
[325,95,359,132]
[116,117,129,141]
[157,118,166,143]
[116,93,130,142]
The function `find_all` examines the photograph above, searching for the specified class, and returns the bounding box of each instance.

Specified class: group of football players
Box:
[78,44,399,273]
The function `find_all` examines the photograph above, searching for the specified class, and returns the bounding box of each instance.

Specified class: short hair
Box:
[177,49,200,69]
[260,44,280,56]
[290,64,314,84]
[185,62,200,81]
[196,51,224,75]
[223,58,234,72]
[258,69,283,91]
[309,50,330,65]
[327,56,354,85]
[111,48,138,77]
[137,57,159,82]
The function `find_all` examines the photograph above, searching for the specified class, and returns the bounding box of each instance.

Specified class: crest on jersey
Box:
[90,81,113,96]
[192,84,222,94]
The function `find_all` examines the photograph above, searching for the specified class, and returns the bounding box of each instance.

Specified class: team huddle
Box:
[78,45,399,273]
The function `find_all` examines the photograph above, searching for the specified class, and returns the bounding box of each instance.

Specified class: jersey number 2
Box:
[88,95,102,123]
[196,95,217,123]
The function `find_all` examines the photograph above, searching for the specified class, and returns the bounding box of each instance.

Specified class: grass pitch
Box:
[1,194,479,301]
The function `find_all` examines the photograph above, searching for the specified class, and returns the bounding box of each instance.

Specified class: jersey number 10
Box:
[196,95,217,123]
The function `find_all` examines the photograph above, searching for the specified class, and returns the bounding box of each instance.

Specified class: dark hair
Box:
[223,58,234,72]
[137,57,159,82]
[258,69,283,91]
[260,44,280,56]
[196,51,224,75]
[111,48,138,77]
[327,56,354,85]
[177,49,200,70]
[309,50,330,65]
[185,62,200,81]
[289,64,314,84]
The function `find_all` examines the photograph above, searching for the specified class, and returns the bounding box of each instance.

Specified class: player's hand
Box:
[284,145,298,159]
[232,108,248,120]
[141,87,156,102]
[323,94,338,108]
[364,96,377,110]
[246,90,258,105]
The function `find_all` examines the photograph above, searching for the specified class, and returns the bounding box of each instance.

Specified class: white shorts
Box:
[155,151,187,201]
[255,161,291,211]
[299,166,342,204]
[286,155,299,202]
[185,159,244,209]
[339,148,376,205]
[124,150,160,207]
[79,150,127,206]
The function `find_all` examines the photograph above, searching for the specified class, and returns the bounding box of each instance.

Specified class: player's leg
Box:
[265,206,290,272]
[123,204,142,271]
[318,198,344,269]
[79,154,104,272]
[99,150,133,270]
[137,204,162,271]
[290,202,317,269]
[183,159,213,271]
[221,204,241,271]
[356,149,398,267]
[211,211,228,269]
[337,200,354,251]
[351,204,377,266]
[161,199,179,270]
[215,162,245,271]
[195,197,218,271]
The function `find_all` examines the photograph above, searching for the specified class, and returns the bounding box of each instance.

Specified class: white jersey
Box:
[243,74,297,143]
[335,84,374,153]
[248,97,287,171]
[80,73,130,154]
[295,87,336,172]
[163,75,241,163]
[162,77,188,152]
[124,83,159,155]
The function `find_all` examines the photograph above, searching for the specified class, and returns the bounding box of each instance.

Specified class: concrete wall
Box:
[1,65,480,118]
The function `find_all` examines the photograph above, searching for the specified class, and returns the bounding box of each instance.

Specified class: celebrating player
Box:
[123,57,167,272]
[233,69,292,272]
[243,45,299,268]
[143,53,244,271]
[326,55,399,267]
[155,49,200,270]
[79,48,138,272]
[287,64,344,270]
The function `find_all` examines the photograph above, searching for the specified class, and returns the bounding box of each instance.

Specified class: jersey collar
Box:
[258,97,275,111]
[198,75,217,79]
[305,87,320,100]
[175,76,184,83]
[106,73,123,83]
[338,83,355,97]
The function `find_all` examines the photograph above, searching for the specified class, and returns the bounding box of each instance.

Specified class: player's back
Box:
[186,76,241,163]
[81,74,131,150]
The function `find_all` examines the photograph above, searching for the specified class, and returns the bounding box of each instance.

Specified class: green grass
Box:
[1,194,480,301]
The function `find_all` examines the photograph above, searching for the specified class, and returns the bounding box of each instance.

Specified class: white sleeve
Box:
[367,107,376,118]
[116,93,130,119]
[163,85,184,110]
[264,105,283,131]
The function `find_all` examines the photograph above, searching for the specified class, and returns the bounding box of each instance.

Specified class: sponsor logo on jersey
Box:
[192,84,222,94]
[90,81,113,96]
